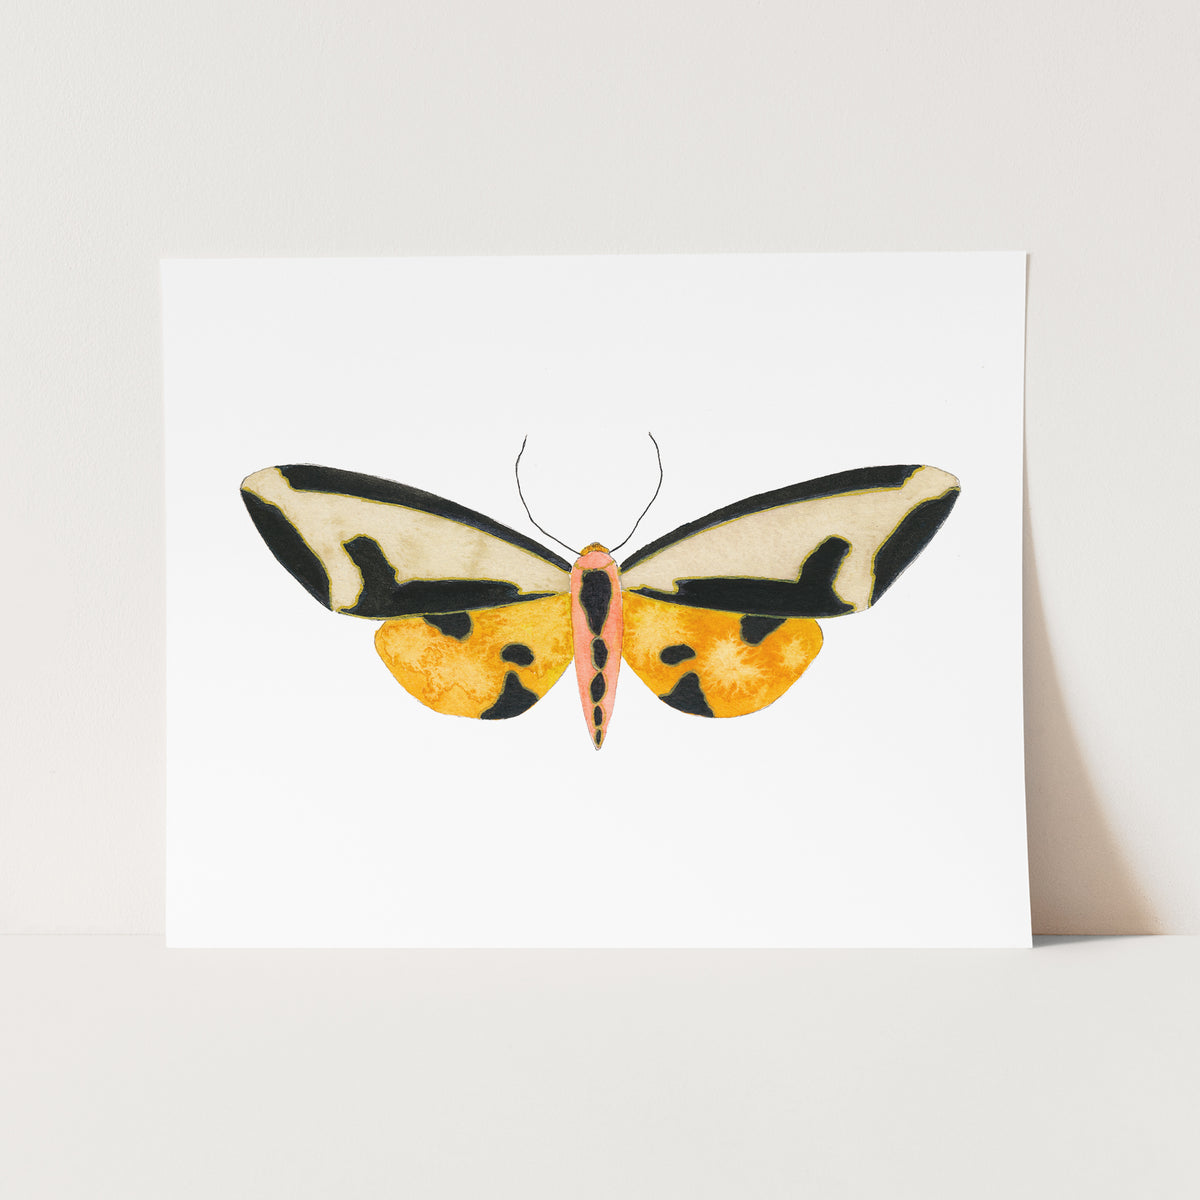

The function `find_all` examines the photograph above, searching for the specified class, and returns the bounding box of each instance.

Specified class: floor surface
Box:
[1,936,1195,1197]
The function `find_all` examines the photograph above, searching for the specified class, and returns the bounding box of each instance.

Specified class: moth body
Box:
[569,545,624,749]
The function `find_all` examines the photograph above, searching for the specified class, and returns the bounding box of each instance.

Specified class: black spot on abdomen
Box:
[424,612,472,640]
[593,705,603,726]
[579,570,612,635]
[591,638,608,669]
[740,616,785,645]
[660,672,714,717]
[590,672,606,702]
[500,643,534,666]
[481,672,539,720]
[660,644,696,665]
[241,490,331,608]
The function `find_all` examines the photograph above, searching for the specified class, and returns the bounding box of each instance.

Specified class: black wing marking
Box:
[619,465,960,618]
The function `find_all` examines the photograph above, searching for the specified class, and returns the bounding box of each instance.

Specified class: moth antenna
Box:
[514,436,581,557]
[608,432,665,556]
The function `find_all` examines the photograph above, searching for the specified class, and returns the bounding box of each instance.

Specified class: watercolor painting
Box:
[240,439,960,750]
[165,253,1028,947]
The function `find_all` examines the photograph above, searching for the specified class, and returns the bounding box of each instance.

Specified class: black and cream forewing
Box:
[240,464,572,618]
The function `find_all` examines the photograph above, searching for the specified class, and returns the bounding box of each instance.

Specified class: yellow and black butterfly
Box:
[241,443,959,749]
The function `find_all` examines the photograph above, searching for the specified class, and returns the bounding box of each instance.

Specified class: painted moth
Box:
[240,456,960,749]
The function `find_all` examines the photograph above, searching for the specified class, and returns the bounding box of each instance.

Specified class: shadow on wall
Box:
[1023,472,1159,934]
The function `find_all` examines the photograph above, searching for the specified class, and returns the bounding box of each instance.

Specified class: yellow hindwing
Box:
[621,591,823,718]
[375,594,573,719]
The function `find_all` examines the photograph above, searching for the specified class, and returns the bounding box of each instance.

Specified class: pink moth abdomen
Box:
[569,545,624,749]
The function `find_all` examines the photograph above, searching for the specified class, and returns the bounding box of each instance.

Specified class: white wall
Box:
[2,1,1195,934]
